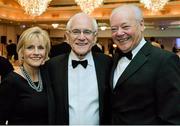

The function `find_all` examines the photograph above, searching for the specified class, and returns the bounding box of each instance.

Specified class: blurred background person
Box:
[6,40,18,61]
[0,27,55,125]
[150,37,161,48]
[92,40,104,53]
[50,34,71,58]
[0,56,14,83]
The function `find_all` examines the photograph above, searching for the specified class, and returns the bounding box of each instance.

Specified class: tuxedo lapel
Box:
[114,42,151,90]
[93,53,104,94]
[60,55,69,121]
[110,53,120,90]
[52,54,69,124]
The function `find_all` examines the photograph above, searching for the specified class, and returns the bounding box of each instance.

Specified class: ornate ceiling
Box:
[0,0,180,29]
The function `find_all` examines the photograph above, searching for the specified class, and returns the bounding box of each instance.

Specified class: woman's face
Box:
[22,37,46,69]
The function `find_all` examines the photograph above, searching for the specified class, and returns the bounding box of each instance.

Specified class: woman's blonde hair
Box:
[17,26,51,63]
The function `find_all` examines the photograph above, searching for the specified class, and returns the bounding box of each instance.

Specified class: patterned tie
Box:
[72,60,88,68]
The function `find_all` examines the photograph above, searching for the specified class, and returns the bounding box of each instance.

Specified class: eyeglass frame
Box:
[67,29,97,37]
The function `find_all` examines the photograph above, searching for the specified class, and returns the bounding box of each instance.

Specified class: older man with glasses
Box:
[46,12,112,125]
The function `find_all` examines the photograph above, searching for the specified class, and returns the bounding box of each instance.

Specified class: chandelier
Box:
[140,0,169,12]
[75,0,103,14]
[17,0,52,16]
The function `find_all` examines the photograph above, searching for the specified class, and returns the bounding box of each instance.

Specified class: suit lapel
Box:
[114,42,151,90]
[54,54,69,123]
[60,54,69,121]
[110,53,120,90]
[92,53,103,94]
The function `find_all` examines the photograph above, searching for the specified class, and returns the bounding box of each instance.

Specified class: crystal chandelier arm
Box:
[140,0,169,12]
[17,0,52,16]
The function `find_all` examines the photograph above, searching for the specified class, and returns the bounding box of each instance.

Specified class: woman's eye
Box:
[38,46,45,50]
[26,45,34,49]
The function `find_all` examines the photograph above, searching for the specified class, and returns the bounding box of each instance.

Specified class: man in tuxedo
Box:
[110,4,180,124]
[46,12,112,125]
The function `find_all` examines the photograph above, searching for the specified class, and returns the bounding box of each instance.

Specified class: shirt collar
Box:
[131,38,146,58]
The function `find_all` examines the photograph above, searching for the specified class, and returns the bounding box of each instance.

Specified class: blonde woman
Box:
[0,27,55,125]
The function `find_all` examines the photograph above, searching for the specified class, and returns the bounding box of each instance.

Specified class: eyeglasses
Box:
[68,29,96,36]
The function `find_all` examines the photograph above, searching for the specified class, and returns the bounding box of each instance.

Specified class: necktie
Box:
[72,60,88,68]
[118,50,132,60]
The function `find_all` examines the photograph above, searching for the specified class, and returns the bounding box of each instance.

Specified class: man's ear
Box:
[65,31,70,43]
[93,32,98,45]
[140,19,145,32]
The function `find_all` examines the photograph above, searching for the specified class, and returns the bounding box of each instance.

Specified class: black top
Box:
[0,72,48,125]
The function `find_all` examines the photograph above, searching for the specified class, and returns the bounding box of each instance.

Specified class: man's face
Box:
[110,9,144,53]
[66,15,97,58]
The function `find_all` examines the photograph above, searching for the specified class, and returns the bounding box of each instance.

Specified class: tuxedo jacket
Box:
[46,52,112,125]
[110,42,180,124]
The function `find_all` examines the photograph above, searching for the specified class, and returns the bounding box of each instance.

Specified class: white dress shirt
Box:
[68,51,99,125]
[113,38,146,88]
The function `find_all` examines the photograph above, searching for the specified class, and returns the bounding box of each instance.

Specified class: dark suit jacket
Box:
[110,42,180,124]
[40,66,55,124]
[0,56,14,80]
[46,52,112,125]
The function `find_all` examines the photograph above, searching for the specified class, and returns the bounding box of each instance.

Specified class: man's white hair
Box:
[66,12,98,32]
[110,4,143,22]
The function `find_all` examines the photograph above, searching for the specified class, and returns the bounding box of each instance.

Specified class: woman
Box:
[0,27,55,125]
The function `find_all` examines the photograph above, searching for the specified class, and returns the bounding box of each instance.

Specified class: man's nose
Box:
[116,28,125,36]
[78,32,86,40]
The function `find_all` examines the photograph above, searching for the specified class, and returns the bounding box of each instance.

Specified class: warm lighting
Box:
[98,22,108,31]
[52,23,59,28]
[113,44,117,48]
[75,0,103,14]
[100,26,107,31]
[140,0,169,12]
[17,0,52,16]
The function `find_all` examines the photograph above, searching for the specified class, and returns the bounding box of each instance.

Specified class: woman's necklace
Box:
[20,66,43,92]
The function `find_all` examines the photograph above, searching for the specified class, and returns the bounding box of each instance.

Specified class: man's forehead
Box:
[71,19,93,29]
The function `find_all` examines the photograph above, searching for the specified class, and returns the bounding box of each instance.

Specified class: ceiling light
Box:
[98,22,108,31]
[140,0,169,12]
[113,44,117,48]
[17,0,52,16]
[52,23,59,29]
[100,26,107,31]
[75,0,103,14]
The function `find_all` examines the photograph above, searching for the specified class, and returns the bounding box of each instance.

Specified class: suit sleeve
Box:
[156,54,180,124]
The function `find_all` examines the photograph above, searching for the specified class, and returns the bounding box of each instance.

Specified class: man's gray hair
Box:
[110,4,143,22]
[66,12,98,32]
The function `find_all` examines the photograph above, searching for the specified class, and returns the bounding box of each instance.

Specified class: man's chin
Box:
[74,51,90,59]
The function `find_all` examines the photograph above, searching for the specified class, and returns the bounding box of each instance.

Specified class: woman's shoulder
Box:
[4,67,24,82]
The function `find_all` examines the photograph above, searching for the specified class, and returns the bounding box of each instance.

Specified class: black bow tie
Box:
[118,50,132,60]
[72,60,88,68]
